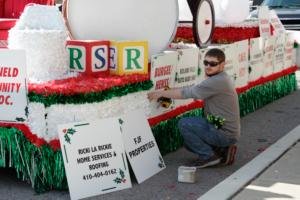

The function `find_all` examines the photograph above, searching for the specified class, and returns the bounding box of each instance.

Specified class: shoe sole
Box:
[224,145,237,165]
[196,158,221,169]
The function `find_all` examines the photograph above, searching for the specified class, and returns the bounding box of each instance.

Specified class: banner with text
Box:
[0,49,28,122]
[58,119,131,200]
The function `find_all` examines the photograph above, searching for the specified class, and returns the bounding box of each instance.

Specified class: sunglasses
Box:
[203,60,222,67]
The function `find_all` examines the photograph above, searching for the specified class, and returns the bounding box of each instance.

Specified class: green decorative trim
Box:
[0,127,67,193]
[152,108,204,155]
[28,80,153,107]
[0,73,297,193]
[239,73,297,116]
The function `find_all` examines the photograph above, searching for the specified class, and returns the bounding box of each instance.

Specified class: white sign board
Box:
[151,51,177,91]
[258,6,271,38]
[223,43,237,85]
[173,48,198,108]
[58,119,131,200]
[263,36,275,77]
[249,37,264,82]
[173,48,198,88]
[273,34,285,73]
[235,40,249,88]
[198,48,207,84]
[0,49,28,122]
[270,10,285,35]
[284,32,295,69]
[120,110,165,183]
[149,51,178,117]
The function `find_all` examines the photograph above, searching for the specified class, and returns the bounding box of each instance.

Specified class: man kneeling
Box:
[148,48,240,168]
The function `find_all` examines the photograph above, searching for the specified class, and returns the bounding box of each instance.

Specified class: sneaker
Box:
[221,144,237,165]
[184,154,221,169]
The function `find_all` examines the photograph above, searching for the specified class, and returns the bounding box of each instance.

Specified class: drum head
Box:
[193,0,214,47]
[65,0,179,58]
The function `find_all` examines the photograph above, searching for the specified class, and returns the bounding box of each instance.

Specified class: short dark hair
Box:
[205,48,225,63]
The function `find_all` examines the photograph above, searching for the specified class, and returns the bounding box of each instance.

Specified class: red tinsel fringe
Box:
[148,100,204,126]
[175,26,260,44]
[29,74,150,96]
[0,122,46,147]
[1,66,298,150]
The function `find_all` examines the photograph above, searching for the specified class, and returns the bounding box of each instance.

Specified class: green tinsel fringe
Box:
[152,109,204,155]
[0,128,67,193]
[28,80,153,107]
[239,73,297,116]
[0,73,297,193]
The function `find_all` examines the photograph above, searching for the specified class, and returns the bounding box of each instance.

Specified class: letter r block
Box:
[109,41,148,75]
[67,40,110,76]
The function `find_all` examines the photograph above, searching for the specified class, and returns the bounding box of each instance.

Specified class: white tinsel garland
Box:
[14,5,66,31]
[45,91,151,141]
[27,103,47,141]
[8,29,73,82]
[8,4,76,82]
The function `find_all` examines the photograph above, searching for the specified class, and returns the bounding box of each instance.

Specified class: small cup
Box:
[178,166,197,183]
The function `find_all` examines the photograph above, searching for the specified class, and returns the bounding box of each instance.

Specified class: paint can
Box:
[178,166,197,183]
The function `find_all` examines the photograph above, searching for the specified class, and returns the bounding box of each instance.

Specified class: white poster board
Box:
[270,10,285,35]
[235,40,249,88]
[173,48,198,108]
[249,37,264,82]
[149,51,178,117]
[258,6,271,38]
[173,48,198,88]
[263,36,276,77]
[58,119,131,200]
[223,43,237,85]
[0,49,28,122]
[151,51,177,91]
[273,34,285,73]
[197,48,207,85]
[120,110,165,183]
[284,32,295,69]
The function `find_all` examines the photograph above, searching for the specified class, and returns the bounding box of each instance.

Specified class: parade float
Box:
[0,0,298,195]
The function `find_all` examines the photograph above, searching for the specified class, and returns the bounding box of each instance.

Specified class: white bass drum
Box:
[64,0,179,58]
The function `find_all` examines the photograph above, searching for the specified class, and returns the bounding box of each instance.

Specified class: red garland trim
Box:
[28,74,150,96]
[1,66,297,150]
[212,27,260,44]
[175,26,260,44]
[148,100,204,126]
[0,122,46,147]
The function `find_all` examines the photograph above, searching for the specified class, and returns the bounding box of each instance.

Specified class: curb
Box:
[197,125,300,200]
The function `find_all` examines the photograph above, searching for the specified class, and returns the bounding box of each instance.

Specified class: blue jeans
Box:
[178,117,236,160]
